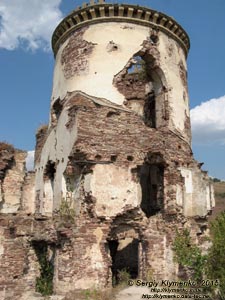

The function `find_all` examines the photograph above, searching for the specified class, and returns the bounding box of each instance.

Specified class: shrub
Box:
[215,192,225,198]
[59,198,76,224]
[172,228,207,281]
[117,268,131,286]
[32,241,54,296]
[213,177,221,183]
[207,212,225,298]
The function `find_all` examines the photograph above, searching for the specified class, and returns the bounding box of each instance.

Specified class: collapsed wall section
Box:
[51,21,191,143]
[27,89,215,296]
[35,91,214,218]
[0,143,35,214]
[0,2,216,299]
[0,209,212,299]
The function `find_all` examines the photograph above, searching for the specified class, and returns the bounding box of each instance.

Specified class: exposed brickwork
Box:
[68,93,193,167]
[61,27,95,79]
[179,60,188,93]
[0,143,15,180]
[0,215,58,299]
[184,111,192,142]
[35,125,48,164]
[114,70,148,101]
[22,172,35,213]
[0,207,210,299]
[0,2,214,298]
[0,149,27,213]
[63,93,203,217]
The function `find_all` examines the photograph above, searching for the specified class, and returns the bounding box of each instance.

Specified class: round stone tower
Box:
[34,0,214,292]
[51,0,191,142]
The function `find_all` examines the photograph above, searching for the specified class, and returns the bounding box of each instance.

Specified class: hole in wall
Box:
[127,55,147,77]
[127,155,134,161]
[111,155,117,162]
[150,34,158,44]
[107,40,119,52]
[108,238,139,285]
[32,241,55,296]
[114,53,166,128]
[44,161,56,182]
[144,91,156,128]
[139,159,164,217]
[95,154,102,161]
[9,227,15,236]
[106,111,120,118]
[51,99,63,126]
[43,161,56,206]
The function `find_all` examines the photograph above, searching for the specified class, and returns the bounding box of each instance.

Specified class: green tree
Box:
[212,177,221,183]
[173,228,207,281]
[207,212,225,298]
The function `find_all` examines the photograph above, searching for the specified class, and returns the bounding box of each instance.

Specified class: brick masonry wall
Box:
[66,93,197,214]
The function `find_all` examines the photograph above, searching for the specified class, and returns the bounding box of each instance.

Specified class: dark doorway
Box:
[108,238,139,285]
[139,163,164,217]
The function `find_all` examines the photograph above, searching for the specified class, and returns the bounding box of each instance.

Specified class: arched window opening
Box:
[114,53,167,128]
[127,55,147,80]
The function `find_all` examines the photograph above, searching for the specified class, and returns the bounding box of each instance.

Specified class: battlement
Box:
[52,1,190,57]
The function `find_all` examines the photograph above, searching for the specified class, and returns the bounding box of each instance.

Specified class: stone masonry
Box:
[0,1,215,299]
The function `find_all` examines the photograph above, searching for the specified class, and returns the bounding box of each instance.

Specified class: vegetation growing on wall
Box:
[32,241,54,296]
[59,198,76,224]
[173,213,225,299]
[173,228,207,281]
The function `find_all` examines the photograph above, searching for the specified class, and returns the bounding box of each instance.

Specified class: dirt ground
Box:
[115,286,151,300]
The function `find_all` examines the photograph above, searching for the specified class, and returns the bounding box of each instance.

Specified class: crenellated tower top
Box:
[52,0,190,57]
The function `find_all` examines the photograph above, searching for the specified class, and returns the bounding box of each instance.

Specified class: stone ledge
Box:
[52,2,190,57]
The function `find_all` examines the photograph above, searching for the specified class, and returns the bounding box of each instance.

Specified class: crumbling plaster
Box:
[22,172,35,213]
[52,22,190,140]
[89,164,141,217]
[35,107,77,214]
[0,3,216,299]
[179,167,215,217]
[1,151,26,213]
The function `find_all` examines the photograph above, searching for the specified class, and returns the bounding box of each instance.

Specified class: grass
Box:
[214,181,225,196]
[58,198,76,224]
[210,181,225,220]
[64,288,116,300]
[64,269,131,300]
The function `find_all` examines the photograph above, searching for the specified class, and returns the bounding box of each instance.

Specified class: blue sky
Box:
[0,0,225,179]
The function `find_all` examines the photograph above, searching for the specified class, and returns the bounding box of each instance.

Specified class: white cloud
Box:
[26,150,35,171]
[0,0,63,51]
[190,95,225,145]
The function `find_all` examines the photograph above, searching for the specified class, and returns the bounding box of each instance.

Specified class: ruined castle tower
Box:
[0,1,215,299]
